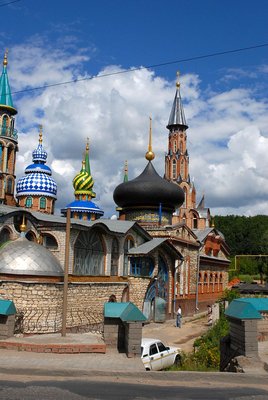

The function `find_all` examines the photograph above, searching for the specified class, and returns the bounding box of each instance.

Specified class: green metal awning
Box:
[0,299,16,315]
[104,302,147,322]
[225,298,265,320]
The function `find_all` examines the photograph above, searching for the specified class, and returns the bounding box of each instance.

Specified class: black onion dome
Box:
[113,161,184,209]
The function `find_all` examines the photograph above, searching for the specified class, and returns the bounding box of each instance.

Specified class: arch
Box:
[122,286,129,302]
[123,235,135,276]
[0,227,11,246]
[111,237,119,276]
[25,196,33,208]
[39,196,47,210]
[25,231,37,242]
[191,211,198,229]
[74,229,105,275]
[43,233,58,250]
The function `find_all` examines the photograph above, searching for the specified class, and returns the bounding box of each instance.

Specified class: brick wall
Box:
[0,280,128,334]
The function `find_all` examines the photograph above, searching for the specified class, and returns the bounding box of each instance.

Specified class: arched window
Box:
[0,228,11,245]
[174,141,177,153]
[0,143,3,170]
[6,178,12,194]
[123,237,134,276]
[111,237,119,276]
[43,233,58,250]
[25,196,33,208]
[172,159,176,179]
[40,197,46,209]
[1,115,8,136]
[183,187,187,207]
[180,141,183,152]
[193,214,198,229]
[74,230,105,275]
[26,231,37,242]
[180,159,184,177]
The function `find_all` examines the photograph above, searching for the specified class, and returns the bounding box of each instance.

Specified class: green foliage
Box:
[214,215,268,257]
[219,288,240,302]
[167,315,229,372]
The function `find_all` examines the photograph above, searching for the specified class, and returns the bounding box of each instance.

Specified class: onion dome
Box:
[0,50,17,115]
[61,139,104,219]
[113,117,184,211]
[16,126,57,199]
[114,161,184,210]
[73,160,95,196]
[64,199,104,217]
[0,237,63,276]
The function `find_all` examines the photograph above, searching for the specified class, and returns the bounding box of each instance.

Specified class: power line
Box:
[0,0,22,7]
[11,42,268,96]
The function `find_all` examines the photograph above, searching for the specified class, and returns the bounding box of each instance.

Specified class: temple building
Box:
[165,73,210,229]
[0,51,18,206]
[16,126,57,214]
[0,52,230,334]
[61,140,104,220]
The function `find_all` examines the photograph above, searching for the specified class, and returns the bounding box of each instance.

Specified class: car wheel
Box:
[174,354,182,366]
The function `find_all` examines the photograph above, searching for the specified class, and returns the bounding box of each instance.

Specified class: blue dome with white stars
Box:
[16,129,57,199]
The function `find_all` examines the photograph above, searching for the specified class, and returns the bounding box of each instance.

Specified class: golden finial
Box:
[176,70,180,88]
[3,49,8,67]
[145,116,155,161]
[39,125,43,144]
[81,159,86,169]
[20,214,27,233]
[86,137,89,152]
[124,160,128,174]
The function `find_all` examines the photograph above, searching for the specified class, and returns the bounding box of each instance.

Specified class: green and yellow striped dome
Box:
[73,160,95,196]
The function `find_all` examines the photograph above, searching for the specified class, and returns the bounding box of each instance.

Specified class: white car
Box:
[141,338,181,371]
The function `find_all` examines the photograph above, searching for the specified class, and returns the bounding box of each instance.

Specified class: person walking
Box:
[176,305,182,328]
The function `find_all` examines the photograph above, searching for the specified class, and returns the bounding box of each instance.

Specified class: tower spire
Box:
[85,137,91,175]
[167,71,188,130]
[145,116,155,161]
[124,160,128,182]
[0,50,16,112]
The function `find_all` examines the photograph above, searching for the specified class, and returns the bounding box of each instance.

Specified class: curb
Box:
[0,341,106,354]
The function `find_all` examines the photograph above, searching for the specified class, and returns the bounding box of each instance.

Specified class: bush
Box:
[167,315,229,372]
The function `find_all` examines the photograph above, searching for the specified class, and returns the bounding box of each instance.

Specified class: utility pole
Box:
[62,207,71,337]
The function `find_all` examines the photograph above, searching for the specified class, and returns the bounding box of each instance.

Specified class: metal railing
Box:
[14,307,104,336]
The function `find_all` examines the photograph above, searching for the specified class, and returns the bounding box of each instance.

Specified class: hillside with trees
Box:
[214,215,268,280]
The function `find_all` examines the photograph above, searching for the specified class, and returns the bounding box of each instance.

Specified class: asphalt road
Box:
[0,377,268,400]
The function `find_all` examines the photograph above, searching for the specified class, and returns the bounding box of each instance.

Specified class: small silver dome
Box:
[0,238,63,276]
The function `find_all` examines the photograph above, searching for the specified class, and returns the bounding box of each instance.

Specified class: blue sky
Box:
[1,0,268,217]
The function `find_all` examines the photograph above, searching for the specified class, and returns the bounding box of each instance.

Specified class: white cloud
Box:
[7,40,268,217]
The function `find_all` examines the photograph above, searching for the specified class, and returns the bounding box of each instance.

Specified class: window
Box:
[111,238,119,276]
[172,159,176,179]
[149,344,158,356]
[130,257,154,277]
[25,196,33,208]
[1,115,8,136]
[74,230,105,275]
[123,237,134,276]
[180,159,184,177]
[43,234,58,250]
[157,342,166,352]
[174,141,177,152]
[40,197,46,209]
[0,228,11,245]
[6,178,12,194]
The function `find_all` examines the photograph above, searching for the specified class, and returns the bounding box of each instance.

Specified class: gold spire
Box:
[176,70,180,89]
[86,137,89,152]
[3,49,8,67]
[145,116,155,161]
[20,214,27,233]
[124,160,128,174]
[39,125,43,144]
